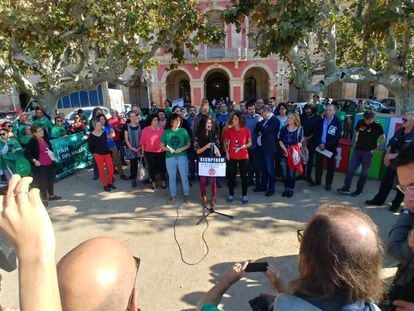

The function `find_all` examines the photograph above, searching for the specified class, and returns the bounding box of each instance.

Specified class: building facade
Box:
[127,0,281,108]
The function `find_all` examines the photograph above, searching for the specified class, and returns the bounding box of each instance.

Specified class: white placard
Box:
[315,146,333,158]
[198,157,226,177]
[172,98,184,108]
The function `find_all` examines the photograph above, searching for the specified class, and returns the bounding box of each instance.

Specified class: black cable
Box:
[173,203,210,265]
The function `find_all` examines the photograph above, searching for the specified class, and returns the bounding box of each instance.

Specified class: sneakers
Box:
[185,195,191,203]
[365,199,383,206]
[103,185,111,192]
[389,204,400,212]
[109,184,117,189]
[168,196,176,202]
[337,187,351,195]
[227,195,234,203]
[120,174,128,180]
[351,191,362,197]
[241,196,248,204]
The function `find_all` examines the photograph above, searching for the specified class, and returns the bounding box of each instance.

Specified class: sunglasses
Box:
[0,133,7,136]
[297,229,304,243]
[126,256,141,311]
[396,184,414,195]
[402,118,408,122]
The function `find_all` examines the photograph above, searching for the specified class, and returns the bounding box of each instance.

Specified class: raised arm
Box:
[0,175,61,311]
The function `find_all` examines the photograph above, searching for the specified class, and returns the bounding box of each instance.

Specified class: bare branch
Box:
[10,36,42,71]
[114,42,160,87]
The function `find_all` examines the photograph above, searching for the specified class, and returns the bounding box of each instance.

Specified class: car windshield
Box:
[0,112,19,121]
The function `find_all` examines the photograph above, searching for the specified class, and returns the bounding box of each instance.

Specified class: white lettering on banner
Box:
[335,146,342,168]
[198,157,226,177]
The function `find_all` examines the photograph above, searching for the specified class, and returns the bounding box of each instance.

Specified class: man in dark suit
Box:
[254,105,280,196]
[311,103,342,191]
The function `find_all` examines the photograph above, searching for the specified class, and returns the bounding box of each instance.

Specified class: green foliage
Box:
[0,0,223,102]
[226,0,414,75]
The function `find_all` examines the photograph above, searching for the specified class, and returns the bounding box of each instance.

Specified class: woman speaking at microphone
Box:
[194,116,221,210]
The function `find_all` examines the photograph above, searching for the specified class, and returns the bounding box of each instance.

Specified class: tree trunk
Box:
[393,87,414,114]
[34,93,60,118]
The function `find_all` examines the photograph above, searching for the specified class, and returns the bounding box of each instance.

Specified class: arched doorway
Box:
[205,70,229,102]
[243,67,269,100]
[166,70,191,104]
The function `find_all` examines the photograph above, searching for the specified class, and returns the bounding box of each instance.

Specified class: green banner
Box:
[50,132,93,180]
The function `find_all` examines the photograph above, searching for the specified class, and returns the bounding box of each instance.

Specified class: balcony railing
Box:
[156,47,271,62]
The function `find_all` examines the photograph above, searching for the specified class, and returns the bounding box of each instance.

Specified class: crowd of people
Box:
[1,96,413,211]
[74,96,412,215]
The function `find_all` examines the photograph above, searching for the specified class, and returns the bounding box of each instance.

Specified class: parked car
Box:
[65,106,111,124]
[331,99,358,116]
[364,99,391,114]
[379,97,396,113]
[0,111,21,129]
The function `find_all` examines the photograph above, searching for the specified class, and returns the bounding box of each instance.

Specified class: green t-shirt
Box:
[50,125,67,139]
[164,107,173,118]
[32,117,53,131]
[161,128,190,158]
[200,304,220,311]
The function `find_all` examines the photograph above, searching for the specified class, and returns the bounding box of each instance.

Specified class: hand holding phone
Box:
[245,262,268,273]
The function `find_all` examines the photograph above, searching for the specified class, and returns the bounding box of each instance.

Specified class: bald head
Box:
[57,237,137,311]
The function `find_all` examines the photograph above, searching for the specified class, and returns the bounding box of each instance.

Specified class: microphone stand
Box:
[196,139,233,225]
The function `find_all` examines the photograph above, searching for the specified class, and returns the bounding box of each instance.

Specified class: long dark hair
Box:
[290,204,384,303]
[96,113,108,126]
[195,116,216,147]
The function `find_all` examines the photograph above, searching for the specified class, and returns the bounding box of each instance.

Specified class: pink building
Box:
[128,0,281,108]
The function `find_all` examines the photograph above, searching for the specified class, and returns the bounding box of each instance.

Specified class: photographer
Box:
[385,142,414,308]
[197,204,383,311]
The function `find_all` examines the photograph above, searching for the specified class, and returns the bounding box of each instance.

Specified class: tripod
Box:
[196,204,233,225]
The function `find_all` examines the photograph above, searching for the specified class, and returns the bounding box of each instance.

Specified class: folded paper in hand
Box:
[316,146,333,158]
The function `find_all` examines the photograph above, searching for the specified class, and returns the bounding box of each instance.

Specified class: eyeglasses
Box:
[396,184,414,195]
[297,229,304,243]
[126,256,141,311]
[402,118,408,123]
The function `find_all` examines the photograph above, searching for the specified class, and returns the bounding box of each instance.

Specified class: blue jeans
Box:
[343,149,373,192]
[166,155,190,197]
[281,157,296,191]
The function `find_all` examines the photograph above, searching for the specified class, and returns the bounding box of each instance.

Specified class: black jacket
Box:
[24,137,53,167]
[315,116,342,152]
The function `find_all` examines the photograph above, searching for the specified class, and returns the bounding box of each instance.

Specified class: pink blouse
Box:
[140,127,164,153]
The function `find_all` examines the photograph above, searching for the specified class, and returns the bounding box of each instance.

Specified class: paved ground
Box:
[0,168,401,310]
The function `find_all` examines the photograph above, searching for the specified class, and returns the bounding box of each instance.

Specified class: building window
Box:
[179,79,191,104]
[207,10,225,57]
[244,77,256,99]
[248,19,259,49]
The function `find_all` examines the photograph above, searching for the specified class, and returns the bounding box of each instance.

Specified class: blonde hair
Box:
[288,112,301,127]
